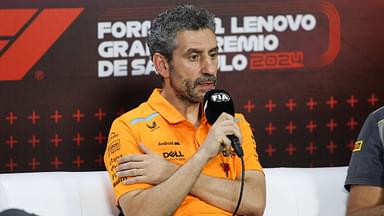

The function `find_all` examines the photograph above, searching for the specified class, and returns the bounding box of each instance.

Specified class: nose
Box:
[200,55,218,75]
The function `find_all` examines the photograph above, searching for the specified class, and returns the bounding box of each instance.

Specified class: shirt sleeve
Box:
[344,112,384,191]
[104,118,153,202]
[235,113,263,176]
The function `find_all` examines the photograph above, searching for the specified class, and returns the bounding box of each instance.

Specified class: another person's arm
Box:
[347,185,384,216]
[345,108,384,216]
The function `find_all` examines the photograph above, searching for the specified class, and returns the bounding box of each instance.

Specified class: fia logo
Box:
[211,92,230,102]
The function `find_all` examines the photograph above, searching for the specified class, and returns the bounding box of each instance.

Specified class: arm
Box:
[191,170,266,216]
[116,113,238,216]
[119,150,210,216]
[347,185,384,216]
[119,147,265,216]
[345,110,384,216]
[117,113,266,215]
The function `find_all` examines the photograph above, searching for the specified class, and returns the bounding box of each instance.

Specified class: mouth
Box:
[194,75,217,91]
[197,81,215,91]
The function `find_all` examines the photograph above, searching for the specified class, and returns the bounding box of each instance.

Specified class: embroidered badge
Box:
[352,140,363,152]
[146,121,157,129]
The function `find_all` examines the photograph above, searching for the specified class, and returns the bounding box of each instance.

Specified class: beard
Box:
[169,65,217,104]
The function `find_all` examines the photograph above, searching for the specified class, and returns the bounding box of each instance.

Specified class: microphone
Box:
[203,89,244,157]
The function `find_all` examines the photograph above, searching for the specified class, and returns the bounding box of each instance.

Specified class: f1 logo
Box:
[0,8,83,80]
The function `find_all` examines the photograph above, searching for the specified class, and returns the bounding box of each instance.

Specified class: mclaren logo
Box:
[0,8,83,80]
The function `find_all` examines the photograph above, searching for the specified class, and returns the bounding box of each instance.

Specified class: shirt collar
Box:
[147,88,208,125]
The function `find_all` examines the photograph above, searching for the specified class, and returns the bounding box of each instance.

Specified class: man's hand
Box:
[200,112,242,159]
[116,143,178,185]
[116,112,241,185]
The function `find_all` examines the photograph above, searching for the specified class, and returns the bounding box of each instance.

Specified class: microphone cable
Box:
[232,155,245,216]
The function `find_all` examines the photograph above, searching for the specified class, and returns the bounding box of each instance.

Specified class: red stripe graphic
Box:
[319,1,341,66]
[0,8,83,81]
[0,9,37,36]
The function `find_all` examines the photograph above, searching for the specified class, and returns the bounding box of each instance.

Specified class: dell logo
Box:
[163,151,184,158]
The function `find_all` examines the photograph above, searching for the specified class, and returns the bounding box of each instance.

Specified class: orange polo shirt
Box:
[104,88,263,215]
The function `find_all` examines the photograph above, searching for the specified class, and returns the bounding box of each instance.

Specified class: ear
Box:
[152,53,170,79]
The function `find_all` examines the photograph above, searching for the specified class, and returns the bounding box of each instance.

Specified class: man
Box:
[345,106,384,216]
[104,5,266,216]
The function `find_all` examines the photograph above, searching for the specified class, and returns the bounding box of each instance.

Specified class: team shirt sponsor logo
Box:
[162,151,185,160]
[146,121,160,131]
[108,140,121,156]
[110,154,123,184]
[108,132,119,141]
[106,131,123,185]
[352,140,363,152]
[113,175,128,187]
[158,141,180,146]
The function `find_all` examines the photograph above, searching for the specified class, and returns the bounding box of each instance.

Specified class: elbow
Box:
[119,190,147,216]
[245,187,266,215]
[242,199,266,216]
[346,208,361,216]
[242,171,266,216]
[251,203,266,216]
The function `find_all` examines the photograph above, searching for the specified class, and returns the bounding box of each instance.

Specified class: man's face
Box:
[168,28,218,103]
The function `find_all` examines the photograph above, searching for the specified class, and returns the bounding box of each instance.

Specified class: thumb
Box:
[139,143,154,155]
[217,112,233,121]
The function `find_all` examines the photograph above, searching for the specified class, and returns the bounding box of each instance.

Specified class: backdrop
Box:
[1,0,383,172]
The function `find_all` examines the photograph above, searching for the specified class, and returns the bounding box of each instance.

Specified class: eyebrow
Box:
[184,46,219,55]
[210,46,219,53]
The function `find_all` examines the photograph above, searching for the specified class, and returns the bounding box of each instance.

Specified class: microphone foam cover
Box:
[204,89,234,125]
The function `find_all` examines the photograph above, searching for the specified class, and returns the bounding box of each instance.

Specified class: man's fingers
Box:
[222,136,231,146]
[220,125,241,139]
[224,130,241,140]
[116,161,144,172]
[220,138,232,157]
[215,117,241,138]
[220,143,232,157]
[117,168,144,178]
[119,154,146,164]
[122,176,147,185]
[216,112,233,122]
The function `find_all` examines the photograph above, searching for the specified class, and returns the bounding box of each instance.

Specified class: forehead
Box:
[174,28,217,52]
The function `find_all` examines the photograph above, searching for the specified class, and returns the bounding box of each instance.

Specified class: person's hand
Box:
[116,143,178,185]
[200,112,242,159]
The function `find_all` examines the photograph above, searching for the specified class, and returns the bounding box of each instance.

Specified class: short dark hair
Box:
[146,5,216,61]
